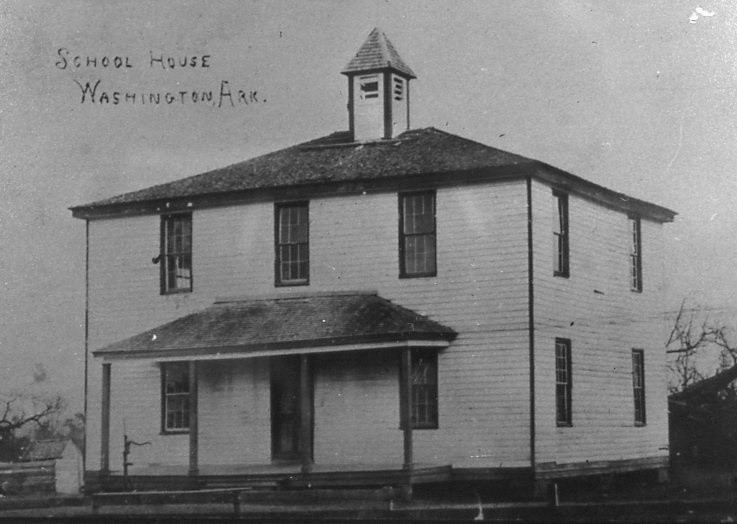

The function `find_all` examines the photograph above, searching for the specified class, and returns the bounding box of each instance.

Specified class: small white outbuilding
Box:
[23,439,83,494]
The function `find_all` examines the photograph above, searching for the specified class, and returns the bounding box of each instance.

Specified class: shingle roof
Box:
[22,439,69,462]
[93,292,456,358]
[72,127,531,210]
[669,364,737,403]
[342,27,416,78]
[70,126,676,222]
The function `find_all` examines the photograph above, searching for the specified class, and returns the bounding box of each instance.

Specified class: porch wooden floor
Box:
[127,462,446,475]
[94,463,453,492]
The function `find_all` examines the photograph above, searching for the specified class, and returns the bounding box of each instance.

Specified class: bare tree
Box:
[667,299,737,393]
[0,392,64,461]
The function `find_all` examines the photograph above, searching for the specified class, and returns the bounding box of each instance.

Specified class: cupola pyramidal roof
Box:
[341,27,416,78]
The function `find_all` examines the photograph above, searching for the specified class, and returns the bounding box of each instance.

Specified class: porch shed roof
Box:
[93,292,456,360]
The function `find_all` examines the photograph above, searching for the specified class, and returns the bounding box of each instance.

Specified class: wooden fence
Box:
[0,461,55,494]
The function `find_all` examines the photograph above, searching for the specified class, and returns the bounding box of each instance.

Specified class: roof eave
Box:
[340,65,416,79]
[69,164,535,220]
[70,160,675,223]
[532,161,676,223]
[93,331,457,361]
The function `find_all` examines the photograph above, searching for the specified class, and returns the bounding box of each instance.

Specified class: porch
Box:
[87,462,453,492]
[91,292,458,494]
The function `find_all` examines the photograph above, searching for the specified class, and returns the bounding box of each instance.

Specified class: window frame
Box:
[410,350,438,430]
[160,213,193,295]
[399,190,437,279]
[393,76,404,101]
[161,362,190,434]
[553,191,569,278]
[358,74,380,100]
[274,202,310,287]
[632,349,646,426]
[555,338,572,427]
[629,215,643,292]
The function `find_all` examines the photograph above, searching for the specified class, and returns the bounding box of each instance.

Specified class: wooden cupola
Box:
[341,28,416,141]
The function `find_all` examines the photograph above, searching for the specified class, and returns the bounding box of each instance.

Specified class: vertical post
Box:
[400,348,413,471]
[300,354,313,475]
[188,361,198,477]
[100,363,111,476]
[383,71,392,139]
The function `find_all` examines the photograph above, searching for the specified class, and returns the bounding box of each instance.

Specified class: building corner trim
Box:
[83,219,89,474]
[526,176,536,478]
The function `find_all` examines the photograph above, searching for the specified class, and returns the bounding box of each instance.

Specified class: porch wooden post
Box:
[400,347,413,471]
[188,360,199,477]
[100,363,111,476]
[300,354,313,475]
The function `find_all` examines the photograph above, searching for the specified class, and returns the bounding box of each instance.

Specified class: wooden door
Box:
[271,356,301,460]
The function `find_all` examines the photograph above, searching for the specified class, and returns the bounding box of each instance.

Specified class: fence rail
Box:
[0,460,55,494]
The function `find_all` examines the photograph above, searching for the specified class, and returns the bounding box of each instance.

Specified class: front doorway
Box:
[270,356,312,461]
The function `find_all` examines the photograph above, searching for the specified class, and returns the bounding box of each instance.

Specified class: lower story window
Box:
[411,351,438,429]
[162,362,190,432]
[632,349,646,425]
[555,338,572,426]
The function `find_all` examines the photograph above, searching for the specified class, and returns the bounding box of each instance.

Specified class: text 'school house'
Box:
[71,28,675,493]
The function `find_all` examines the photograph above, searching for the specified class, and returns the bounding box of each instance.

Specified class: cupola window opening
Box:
[393,77,404,101]
[359,75,379,99]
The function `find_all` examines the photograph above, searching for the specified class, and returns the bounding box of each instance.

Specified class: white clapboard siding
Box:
[85,174,667,474]
[198,358,272,465]
[313,350,403,465]
[86,180,532,471]
[529,177,668,467]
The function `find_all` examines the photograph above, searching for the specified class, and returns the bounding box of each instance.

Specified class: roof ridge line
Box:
[377,29,391,68]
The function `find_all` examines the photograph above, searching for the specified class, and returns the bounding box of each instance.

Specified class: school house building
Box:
[71,28,675,493]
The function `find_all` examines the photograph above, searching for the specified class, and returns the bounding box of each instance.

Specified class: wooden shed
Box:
[22,439,83,494]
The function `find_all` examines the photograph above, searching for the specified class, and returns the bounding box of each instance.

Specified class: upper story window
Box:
[161,214,192,294]
[399,191,437,278]
[393,77,404,101]
[629,216,642,292]
[555,338,572,427]
[632,349,646,425]
[275,202,309,286]
[553,191,569,277]
[411,351,438,429]
[162,362,190,432]
[359,75,379,100]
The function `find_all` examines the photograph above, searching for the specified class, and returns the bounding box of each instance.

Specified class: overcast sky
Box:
[1,0,735,410]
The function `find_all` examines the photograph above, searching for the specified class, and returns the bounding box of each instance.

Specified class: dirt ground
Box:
[1,466,736,521]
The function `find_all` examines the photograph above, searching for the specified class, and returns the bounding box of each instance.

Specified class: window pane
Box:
[280,209,291,243]
[555,340,571,425]
[162,215,192,293]
[403,194,434,234]
[632,350,646,424]
[629,217,642,291]
[401,192,436,277]
[553,193,569,276]
[165,363,189,393]
[423,236,436,273]
[163,363,190,431]
[403,197,415,233]
[276,204,309,284]
[411,352,438,428]
[298,261,309,281]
